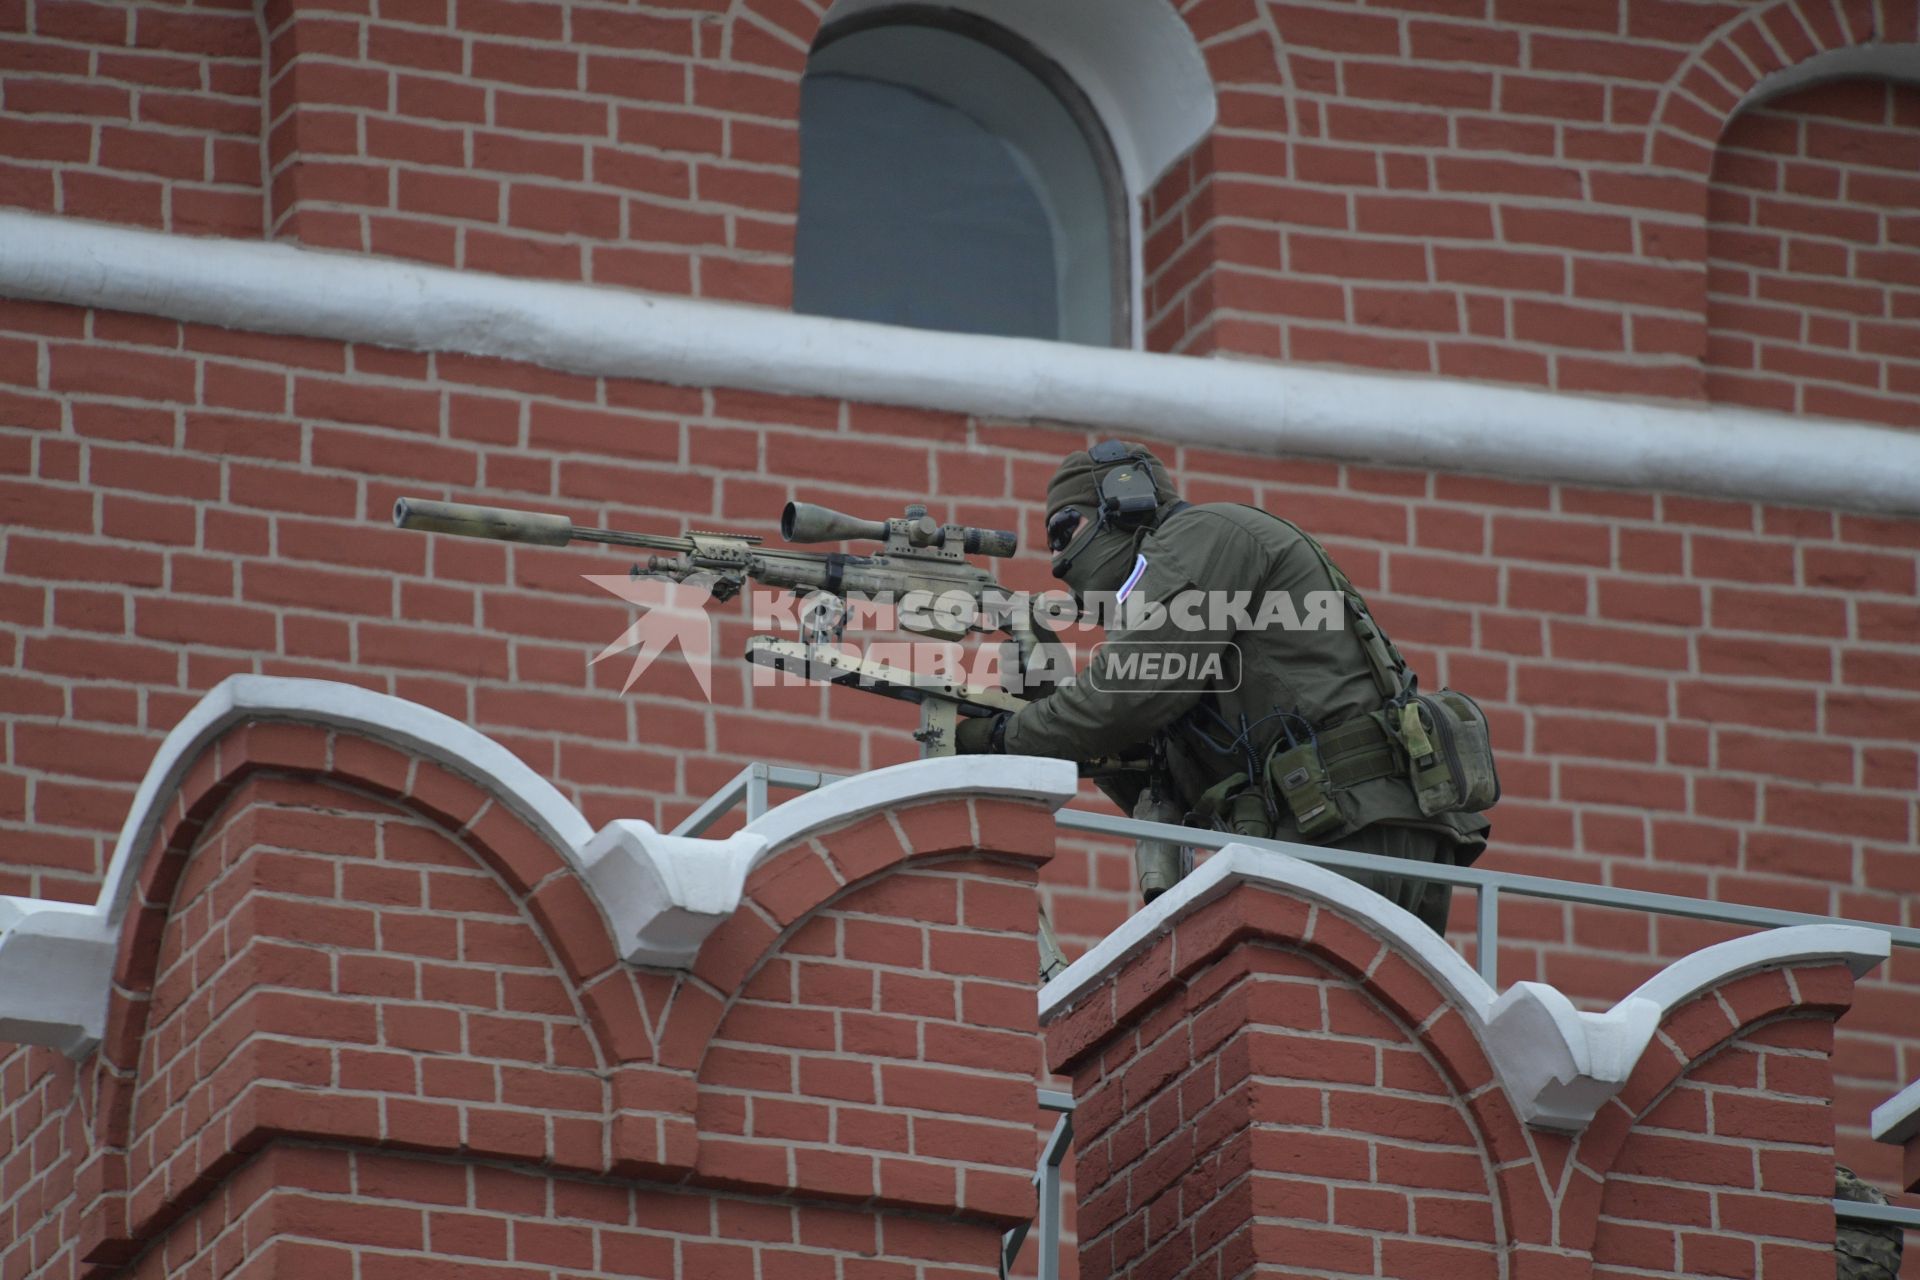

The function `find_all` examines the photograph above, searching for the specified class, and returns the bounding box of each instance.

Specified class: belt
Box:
[1317,714,1400,789]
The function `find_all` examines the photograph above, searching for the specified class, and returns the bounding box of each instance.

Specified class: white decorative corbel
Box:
[0,899,116,1058]
[580,824,768,968]
[1484,985,1662,1132]
[588,756,1081,967]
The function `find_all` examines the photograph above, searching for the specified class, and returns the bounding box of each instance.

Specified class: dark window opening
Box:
[794,8,1130,346]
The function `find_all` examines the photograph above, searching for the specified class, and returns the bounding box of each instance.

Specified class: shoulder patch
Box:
[1116,554,1149,603]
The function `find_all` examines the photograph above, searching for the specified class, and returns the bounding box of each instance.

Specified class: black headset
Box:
[1087,440,1161,523]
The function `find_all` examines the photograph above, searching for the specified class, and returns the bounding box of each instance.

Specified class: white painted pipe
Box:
[2,210,1915,513]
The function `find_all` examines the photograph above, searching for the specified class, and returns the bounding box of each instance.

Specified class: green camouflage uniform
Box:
[1001,446,1488,933]
[1836,1165,1904,1280]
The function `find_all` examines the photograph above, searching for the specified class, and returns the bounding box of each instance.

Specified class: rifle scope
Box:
[781,502,1018,559]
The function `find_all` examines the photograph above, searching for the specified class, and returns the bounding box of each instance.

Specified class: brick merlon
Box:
[0,674,1080,1057]
[1037,843,1889,1134]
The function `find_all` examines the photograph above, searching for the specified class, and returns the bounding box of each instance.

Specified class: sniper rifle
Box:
[391,496,1065,756]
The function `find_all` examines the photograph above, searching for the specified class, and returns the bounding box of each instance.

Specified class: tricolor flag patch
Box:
[1116,554,1148,603]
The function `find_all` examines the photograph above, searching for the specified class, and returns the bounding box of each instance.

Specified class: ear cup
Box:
[1096,462,1161,521]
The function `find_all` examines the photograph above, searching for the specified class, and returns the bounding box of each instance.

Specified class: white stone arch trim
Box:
[817,0,1215,194]
[1646,0,1920,168]
[1038,843,1890,1134]
[0,675,1080,1056]
[91,675,598,928]
[1730,41,1920,118]
[0,674,598,1058]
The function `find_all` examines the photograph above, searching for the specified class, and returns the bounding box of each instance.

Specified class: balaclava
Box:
[1045,443,1180,602]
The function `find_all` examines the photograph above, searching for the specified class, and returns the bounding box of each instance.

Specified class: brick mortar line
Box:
[1205,306,1687,351]
[254,117,803,177]
[10,376,1919,530]
[262,54,815,128]
[10,410,1911,558]
[0,107,262,134]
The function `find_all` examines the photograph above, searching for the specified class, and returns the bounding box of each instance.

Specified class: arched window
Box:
[792,8,1130,347]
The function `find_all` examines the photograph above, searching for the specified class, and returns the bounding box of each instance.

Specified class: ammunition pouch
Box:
[1387,690,1501,817]
[1171,511,1503,849]
[1267,741,1341,839]
[1193,772,1273,839]
[1316,715,1404,790]
[1257,716,1402,841]
[1183,717,1400,845]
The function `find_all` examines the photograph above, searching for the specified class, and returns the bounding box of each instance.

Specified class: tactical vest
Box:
[1153,507,1499,858]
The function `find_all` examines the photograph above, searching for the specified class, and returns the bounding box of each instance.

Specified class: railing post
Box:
[745,762,770,822]
[1476,883,1499,989]
[668,765,753,837]
[1037,1108,1071,1280]
[1002,1091,1075,1280]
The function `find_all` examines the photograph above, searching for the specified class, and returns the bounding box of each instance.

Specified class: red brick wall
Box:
[1065,940,1501,1278]
[113,1144,1020,1280]
[4,0,1919,1253]
[261,0,794,299]
[1142,140,1218,356]
[0,0,264,236]
[0,1044,85,1278]
[0,714,1056,1276]
[1,1106,1029,1280]
[117,774,612,1243]
[1044,878,1866,1279]
[0,301,1916,1191]
[6,0,1919,409]
[1706,77,1920,427]
[1594,1014,1847,1278]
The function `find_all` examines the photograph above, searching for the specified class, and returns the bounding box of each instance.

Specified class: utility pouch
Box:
[1268,740,1343,839]
[1194,772,1273,840]
[1224,791,1273,840]
[1393,690,1501,816]
[1132,790,1189,902]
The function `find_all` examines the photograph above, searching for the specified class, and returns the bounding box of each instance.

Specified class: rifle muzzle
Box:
[393,498,574,546]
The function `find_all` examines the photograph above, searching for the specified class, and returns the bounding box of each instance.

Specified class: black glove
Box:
[955,713,1007,755]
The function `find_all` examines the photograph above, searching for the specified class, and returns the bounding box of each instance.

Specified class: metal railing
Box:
[673,762,1920,985]
[671,761,838,836]
[998,1090,1073,1279]
[676,764,1920,1276]
[1837,1200,1920,1229]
